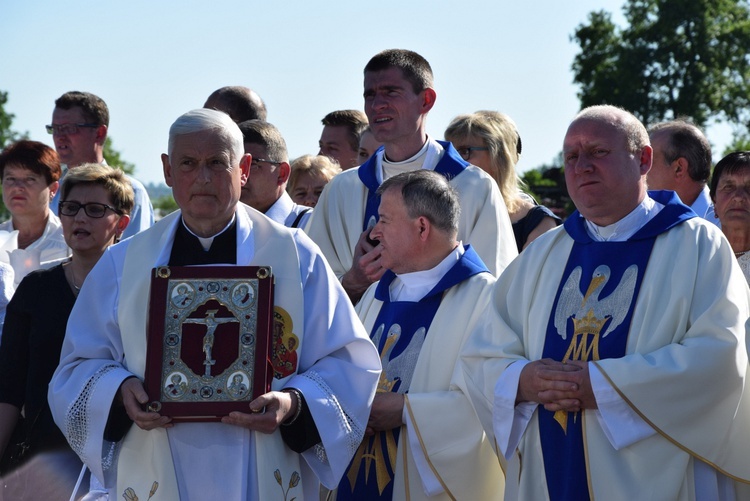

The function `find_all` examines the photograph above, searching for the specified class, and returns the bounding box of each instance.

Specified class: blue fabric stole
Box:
[538,191,694,501]
[358,141,468,232]
[338,246,489,501]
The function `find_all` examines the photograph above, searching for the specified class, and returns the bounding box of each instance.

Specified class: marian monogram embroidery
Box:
[346,322,426,494]
[551,264,638,431]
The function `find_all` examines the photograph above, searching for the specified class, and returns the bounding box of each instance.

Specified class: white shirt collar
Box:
[389,244,464,302]
[182,214,237,251]
[375,137,444,184]
[264,192,292,225]
[584,196,664,242]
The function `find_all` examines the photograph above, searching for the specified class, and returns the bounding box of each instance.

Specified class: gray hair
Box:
[648,119,712,183]
[377,170,459,236]
[168,109,244,163]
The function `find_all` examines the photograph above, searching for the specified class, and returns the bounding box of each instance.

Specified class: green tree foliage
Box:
[103,137,136,175]
[521,154,574,219]
[0,90,30,220]
[1,90,28,149]
[723,132,750,156]
[152,194,178,217]
[571,0,750,129]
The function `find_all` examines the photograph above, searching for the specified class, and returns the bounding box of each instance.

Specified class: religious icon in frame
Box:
[144,265,274,421]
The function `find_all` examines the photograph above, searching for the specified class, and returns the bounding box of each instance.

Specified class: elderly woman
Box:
[445,111,560,251]
[288,154,341,208]
[0,140,69,285]
[710,151,750,283]
[0,163,133,498]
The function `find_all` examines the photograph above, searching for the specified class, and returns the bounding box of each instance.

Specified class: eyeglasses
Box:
[45,123,100,135]
[59,201,122,218]
[250,158,281,170]
[456,146,489,161]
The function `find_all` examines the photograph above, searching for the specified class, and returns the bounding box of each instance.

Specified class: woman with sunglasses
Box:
[445,111,561,251]
[0,140,70,285]
[0,163,133,498]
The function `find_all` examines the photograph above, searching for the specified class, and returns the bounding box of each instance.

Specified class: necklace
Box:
[735,250,750,257]
[65,263,82,295]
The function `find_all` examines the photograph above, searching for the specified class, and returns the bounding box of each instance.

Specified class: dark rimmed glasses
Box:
[59,201,122,218]
[250,157,281,170]
[46,123,100,135]
[456,146,489,161]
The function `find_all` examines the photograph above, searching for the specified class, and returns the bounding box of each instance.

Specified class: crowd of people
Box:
[0,47,749,500]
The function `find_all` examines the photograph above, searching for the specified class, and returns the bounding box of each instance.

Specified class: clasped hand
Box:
[517,359,597,412]
[365,392,405,436]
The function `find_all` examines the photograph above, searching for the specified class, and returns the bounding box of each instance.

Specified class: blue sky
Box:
[1,1,733,186]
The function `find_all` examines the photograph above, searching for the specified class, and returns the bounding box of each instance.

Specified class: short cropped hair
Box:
[377,170,459,236]
[61,163,135,215]
[168,109,244,164]
[288,154,341,194]
[321,110,369,152]
[0,140,61,185]
[364,49,434,94]
[709,151,750,202]
[54,91,109,127]
[574,105,649,156]
[204,86,267,122]
[237,120,288,163]
[649,119,712,183]
[445,110,526,213]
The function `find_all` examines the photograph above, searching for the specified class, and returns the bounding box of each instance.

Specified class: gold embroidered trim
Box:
[593,360,750,484]
[402,428,410,501]
[582,411,595,500]
[404,395,457,500]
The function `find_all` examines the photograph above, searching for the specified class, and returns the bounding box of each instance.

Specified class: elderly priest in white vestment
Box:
[461,105,750,500]
[48,109,381,500]
[335,170,504,501]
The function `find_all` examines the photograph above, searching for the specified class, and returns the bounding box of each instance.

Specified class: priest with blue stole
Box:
[307,49,517,303]
[461,105,750,500]
[336,170,504,500]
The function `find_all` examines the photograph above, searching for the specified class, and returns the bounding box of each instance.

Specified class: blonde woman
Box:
[288,154,341,208]
[445,111,560,251]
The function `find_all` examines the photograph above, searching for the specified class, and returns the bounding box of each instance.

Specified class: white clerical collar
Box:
[182,214,237,251]
[389,243,464,302]
[375,137,444,184]
[584,196,663,242]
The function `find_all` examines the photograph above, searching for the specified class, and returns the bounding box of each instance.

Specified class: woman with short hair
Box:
[710,151,750,283]
[0,140,69,285]
[0,163,134,498]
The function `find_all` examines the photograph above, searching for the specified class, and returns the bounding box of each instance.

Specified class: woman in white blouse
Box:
[0,140,69,285]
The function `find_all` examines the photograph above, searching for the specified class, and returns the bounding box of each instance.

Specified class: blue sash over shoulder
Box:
[358,141,468,233]
[538,191,694,500]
